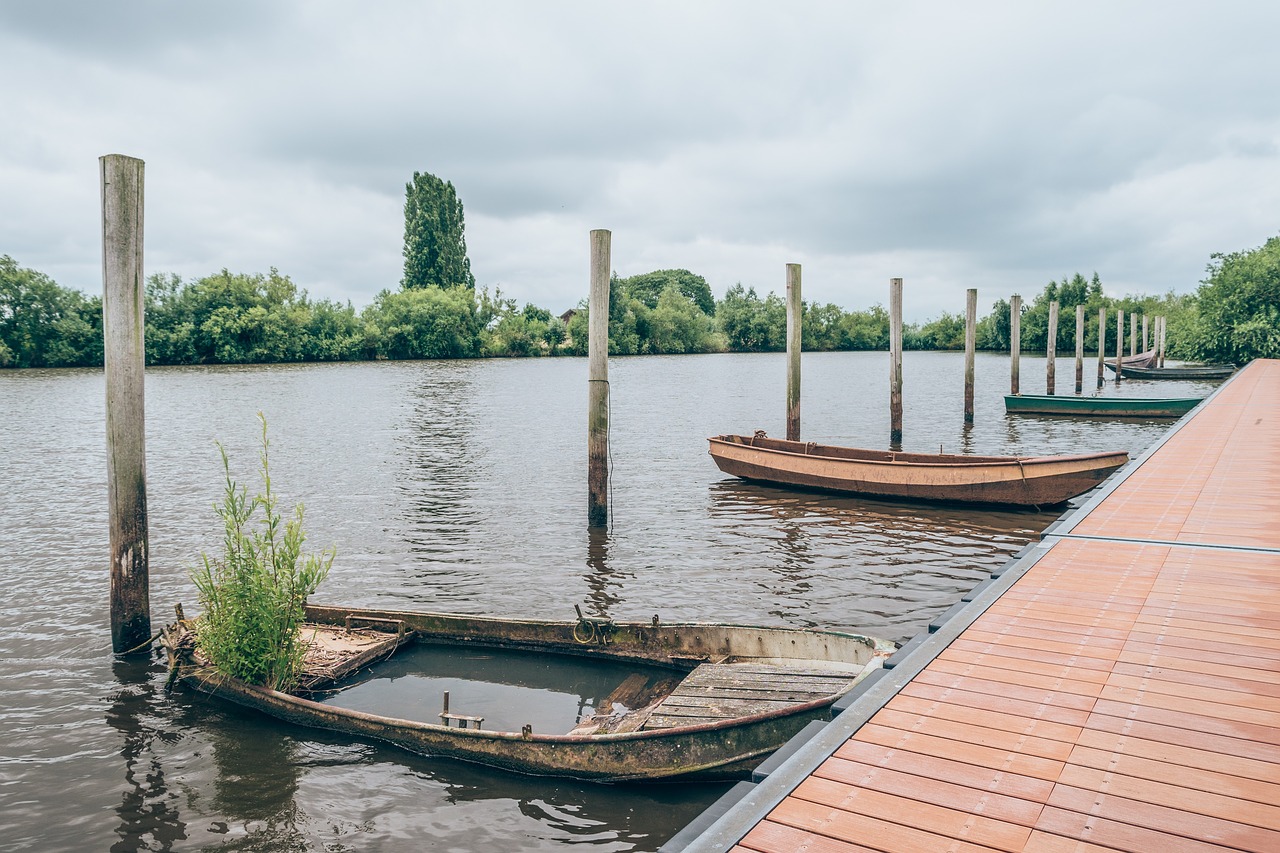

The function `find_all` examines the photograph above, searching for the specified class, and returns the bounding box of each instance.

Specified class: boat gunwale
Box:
[177,663,855,744]
[708,435,1128,470]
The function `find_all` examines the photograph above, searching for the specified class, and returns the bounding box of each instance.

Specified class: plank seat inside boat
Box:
[296,622,413,691]
[640,662,860,730]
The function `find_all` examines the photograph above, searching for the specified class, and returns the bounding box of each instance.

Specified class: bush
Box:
[191,415,334,691]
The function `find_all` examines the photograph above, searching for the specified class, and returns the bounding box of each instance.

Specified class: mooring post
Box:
[587,229,610,528]
[1009,294,1021,395]
[1097,307,1106,390]
[1130,312,1137,358]
[1159,316,1167,367]
[1046,300,1058,395]
[101,154,150,655]
[963,288,976,424]
[785,263,802,441]
[1115,309,1125,383]
[889,278,903,444]
[1142,314,1149,353]
[1074,304,1084,395]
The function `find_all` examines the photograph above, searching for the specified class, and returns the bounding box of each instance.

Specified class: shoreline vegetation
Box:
[3,168,1275,370]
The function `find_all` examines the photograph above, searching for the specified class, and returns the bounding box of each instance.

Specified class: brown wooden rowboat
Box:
[708,433,1128,507]
[163,605,895,782]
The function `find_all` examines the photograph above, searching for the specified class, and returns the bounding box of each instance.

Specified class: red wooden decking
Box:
[726,361,1280,852]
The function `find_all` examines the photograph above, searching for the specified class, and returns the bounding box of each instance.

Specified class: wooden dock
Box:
[667,359,1280,853]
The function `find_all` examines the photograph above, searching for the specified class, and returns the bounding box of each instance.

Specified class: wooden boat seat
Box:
[639,662,860,730]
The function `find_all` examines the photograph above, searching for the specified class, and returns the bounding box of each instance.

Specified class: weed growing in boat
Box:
[190,413,334,691]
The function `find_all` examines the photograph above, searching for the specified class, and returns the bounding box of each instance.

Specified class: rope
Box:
[117,630,161,656]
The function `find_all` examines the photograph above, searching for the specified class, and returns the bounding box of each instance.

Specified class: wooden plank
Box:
[1065,744,1280,806]
[1054,764,1280,829]
[791,775,1034,851]
[1083,712,1280,765]
[911,670,1100,712]
[735,820,881,853]
[928,656,1109,694]
[1035,802,1265,852]
[765,796,1010,853]
[832,740,1057,803]
[871,708,1076,762]
[814,756,1046,827]
[853,723,1067,781]
[885,693,1084,745]
[899,681,1094,727]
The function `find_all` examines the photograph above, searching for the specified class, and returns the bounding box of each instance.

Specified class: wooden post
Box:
[587,229,610,528]
[1096,307,1106,390]
[1159,316,1168,367]
[1142,315,1149,353]
[1009,294,1021,395]
[963,288,976,424]
[1046,300,1058,395]
[1074,304,1084,395]
[1115,309,1124,383]
[785,263,802,441]
[889,278,903,444]
[101,154,150,654]
[1130,312,1137,358]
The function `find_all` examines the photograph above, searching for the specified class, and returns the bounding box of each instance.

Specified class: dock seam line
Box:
[1044,531,1280,555]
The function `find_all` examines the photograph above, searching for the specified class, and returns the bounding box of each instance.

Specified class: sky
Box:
[2,1,1278,322]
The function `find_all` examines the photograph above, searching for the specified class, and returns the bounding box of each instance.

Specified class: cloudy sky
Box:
[3,1,1278,320]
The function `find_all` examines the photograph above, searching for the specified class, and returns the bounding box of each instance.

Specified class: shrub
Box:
[191,415,334,691]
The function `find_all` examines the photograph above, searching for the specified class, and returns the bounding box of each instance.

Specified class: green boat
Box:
[1005,394,1202,418]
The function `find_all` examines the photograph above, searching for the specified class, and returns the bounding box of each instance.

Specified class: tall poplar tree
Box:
[402,171,476,290]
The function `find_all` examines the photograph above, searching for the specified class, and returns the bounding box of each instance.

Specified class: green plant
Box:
[191,414,334,691]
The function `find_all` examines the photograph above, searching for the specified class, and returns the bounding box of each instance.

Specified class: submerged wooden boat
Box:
[707,434,1127,507]
[163,605,895,782]
[1005,394,1202,418]
[1112,363,1236,380]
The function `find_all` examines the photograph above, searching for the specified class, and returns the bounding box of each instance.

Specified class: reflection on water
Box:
[0,352,1191,851]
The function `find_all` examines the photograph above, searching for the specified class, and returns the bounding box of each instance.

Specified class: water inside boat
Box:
[314,642,680,735]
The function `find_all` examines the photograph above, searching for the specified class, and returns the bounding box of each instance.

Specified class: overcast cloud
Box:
[3,1,1278,320]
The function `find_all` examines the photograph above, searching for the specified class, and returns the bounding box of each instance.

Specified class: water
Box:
[0,351,1221,851]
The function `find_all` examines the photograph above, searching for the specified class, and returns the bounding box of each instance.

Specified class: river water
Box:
[0,351,1222,851]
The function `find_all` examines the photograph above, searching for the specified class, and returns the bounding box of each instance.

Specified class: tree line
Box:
[2,168,1275,369]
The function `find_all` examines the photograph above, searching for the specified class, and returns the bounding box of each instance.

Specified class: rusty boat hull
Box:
[168,605,894,782]
[707,434,1128,507]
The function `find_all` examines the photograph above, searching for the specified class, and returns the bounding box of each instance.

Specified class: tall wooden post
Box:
[1130,312,1137,358]
[1115,309,1124,383]
[889,278,903,444]
[1096,307,1106,390]
[1074,303,1084,395]
[1009,294,1021,395]
[963,288,976,424]
[587,229,610,528]
[102,154,150,654]
[785,264,802,441]
[1046,300,1058,395]
[1159,316,1168,367]
[1142,315,1149,353]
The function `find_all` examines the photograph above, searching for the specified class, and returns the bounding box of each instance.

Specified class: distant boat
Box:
[1102,348,1160,371]
[163,605,895,782]
[1113,364,1236,380]
[707,434,1127,507]
[1005,394,1202,418]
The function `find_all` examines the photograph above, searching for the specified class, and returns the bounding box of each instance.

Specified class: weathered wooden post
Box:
[1115,309,1124,383]
[101,154,150,654]
[889,278,903,444]
[1046,300,1058,395]
[1009,294,1021,395]
[587,229,610,528]
[1074,303,1084,395]
[963,288,976,424]
[1097,307,1106,390]
[1130,312,1137,358]
[1159,316,1168,367]
[1142,314,1149,353]
[785,263,802,441]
